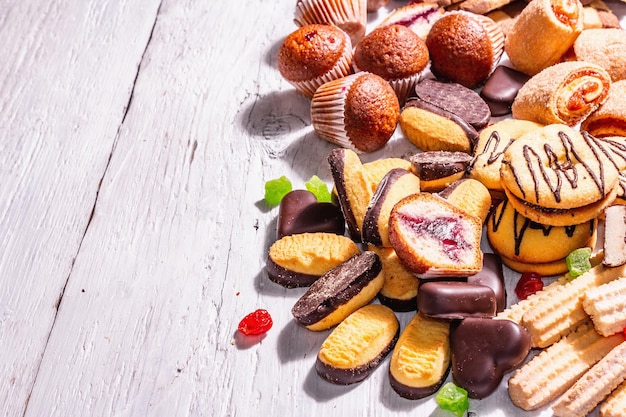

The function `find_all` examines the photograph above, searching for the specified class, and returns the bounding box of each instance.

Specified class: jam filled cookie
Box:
[388,192,483,278]
[512,61,611,127]
[499,124,620,226]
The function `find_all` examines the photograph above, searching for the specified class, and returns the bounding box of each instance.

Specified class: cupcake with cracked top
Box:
[354,24,429,104]
[425,11,504,89]
[278,24,353,99]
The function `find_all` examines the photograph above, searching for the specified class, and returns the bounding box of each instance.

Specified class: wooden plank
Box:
[0,1,162,416]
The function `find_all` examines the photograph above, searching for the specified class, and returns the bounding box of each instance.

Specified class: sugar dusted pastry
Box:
[512,61,611,127]
[582,80,626,138]
[505,0,584,76]
[572,28,626,82]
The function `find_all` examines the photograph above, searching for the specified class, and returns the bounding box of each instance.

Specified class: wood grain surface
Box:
[0,0,624,416]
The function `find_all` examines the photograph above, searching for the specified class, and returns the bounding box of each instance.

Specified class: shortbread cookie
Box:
[487,199,596,266]
[388,313,450,399]
[363,157,412,192]
[582,80,626,138]
[369,246,419,312]
[552,342,626,417]
[496,276,569,323]
[505,0,583,76]
[500,255,572,277]
[583,276,626,337]
[328,148,374,241]
[400,97,478,153]
[438,179,492,224]
[469,119,543,192]
[267,232,360,288]
[362,168,421,247]
[291,251,385,331]
[388,192,483,278]
[603,205,626,267]
[500,124,620,225]
[512,61,611,127]
[409,151,472,192]
[521,262,626,348]
[316,304,399,384]
[600,380,626,417]
[508,322,623,410]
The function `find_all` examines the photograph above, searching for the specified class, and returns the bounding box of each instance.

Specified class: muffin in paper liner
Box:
[311,72,400,153]
[278,24,354,99]
[426,10,505,88]
[353,24,429,105]
[294,0,367,45]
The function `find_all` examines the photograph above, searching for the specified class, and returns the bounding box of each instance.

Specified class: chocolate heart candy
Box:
[450,317,531,399]
[480,65,530,117]
[277,189,345,239]
[468,253,506,312]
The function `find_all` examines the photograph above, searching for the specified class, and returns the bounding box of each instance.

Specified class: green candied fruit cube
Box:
[436,382,469,417]
[305,175,332,203]
[566,247,592,279]
[264,176,292,207]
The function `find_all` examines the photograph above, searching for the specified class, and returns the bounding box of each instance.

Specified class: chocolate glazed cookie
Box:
[499,124,619,225]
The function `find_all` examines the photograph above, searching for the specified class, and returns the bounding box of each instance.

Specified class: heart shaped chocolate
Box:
[449,317,531,399]
[277,190,345,239]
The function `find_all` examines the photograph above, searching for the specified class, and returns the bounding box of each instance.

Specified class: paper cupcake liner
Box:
[294,0,367,44]
[389,72,422,106]
[289,30,354,99]
[310,73,363,152]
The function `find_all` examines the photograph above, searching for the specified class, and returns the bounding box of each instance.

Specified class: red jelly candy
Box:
[238,309,273,335]
[515,272,544,300]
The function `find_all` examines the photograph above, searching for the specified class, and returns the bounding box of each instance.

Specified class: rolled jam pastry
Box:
[512,61,611,127]
[504,0,583,76]
[581,80,626,137]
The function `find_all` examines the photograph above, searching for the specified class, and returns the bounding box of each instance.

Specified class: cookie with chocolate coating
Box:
[267,232,360,288]
[499,124,620,225]
[409,151,472,192]
[400,97,478,153]
[389,313,450,399]
[362,168,421,247]
[291,251,385,331]
[369,246,419,312]
[438,178,492,224]
[316,304,399,384]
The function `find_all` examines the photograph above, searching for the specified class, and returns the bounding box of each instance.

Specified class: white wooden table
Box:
[1,1,624,416]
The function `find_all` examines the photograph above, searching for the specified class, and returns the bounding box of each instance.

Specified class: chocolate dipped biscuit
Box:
[418,281,497,319]
[389,192,483,278]
[369,246,420,312]
[480,65,530,116]
[450,317,531,399]
[362,168,420,247]
[277,190,345,239]
[291,251,384,331]
[267,232,360,288]
[413,79,491,130]
[328,148,374,241]
[399,97,478,153]
[469,253,506,313]
[362,157,412,193]
[389,313,450,399]
[409,151,472,192]
[316,304,399,384]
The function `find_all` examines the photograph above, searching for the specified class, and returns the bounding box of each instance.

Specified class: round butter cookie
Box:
[499,124,620,222]
[469,119,544,192]
[487,199,597,266]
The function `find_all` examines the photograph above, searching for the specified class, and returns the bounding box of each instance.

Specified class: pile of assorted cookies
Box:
[270,0,626,415]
